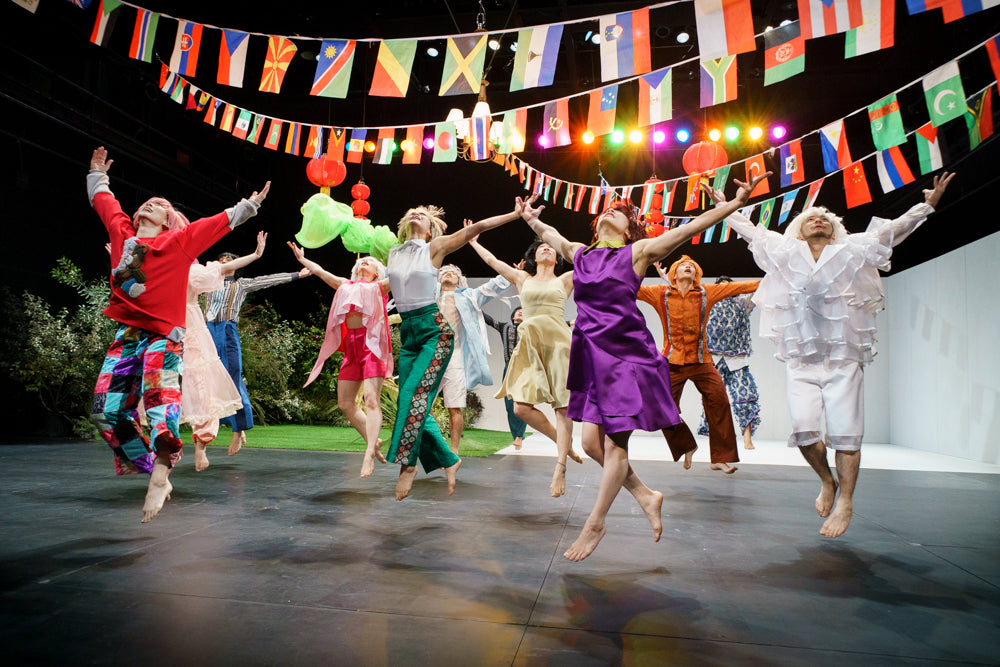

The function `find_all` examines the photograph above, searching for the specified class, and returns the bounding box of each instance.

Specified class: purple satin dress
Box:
[567,245,682,434]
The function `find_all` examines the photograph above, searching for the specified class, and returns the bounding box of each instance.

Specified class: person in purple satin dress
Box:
[519,173,768,561]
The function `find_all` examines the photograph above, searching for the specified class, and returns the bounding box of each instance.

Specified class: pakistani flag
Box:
[923,61,966,127]
[868,94,906,150]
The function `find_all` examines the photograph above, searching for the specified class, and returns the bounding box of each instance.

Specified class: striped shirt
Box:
[204,272,300,324]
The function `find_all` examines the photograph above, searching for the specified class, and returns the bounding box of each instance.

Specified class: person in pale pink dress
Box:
[288,242,393,478]
[183,231,278,472]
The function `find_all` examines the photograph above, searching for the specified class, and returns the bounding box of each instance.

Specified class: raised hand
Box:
[514,193,540,217]
[733,171,772,204]
[924,171,955,209]
[463,218,479,245]
[254,231,268,257]
[90,146,113,172]
[514,259,526,271]
[520,196,546,223]
[287,240,306,263]
[653,260,666,278]
[250,181,271,206]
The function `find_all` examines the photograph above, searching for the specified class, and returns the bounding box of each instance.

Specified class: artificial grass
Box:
[231,424,522,458]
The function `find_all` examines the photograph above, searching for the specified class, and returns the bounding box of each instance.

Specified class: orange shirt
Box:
[637,280,760,365]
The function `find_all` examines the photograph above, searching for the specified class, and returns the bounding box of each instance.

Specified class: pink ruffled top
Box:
[305,280,392,386]
[728,203,932,366]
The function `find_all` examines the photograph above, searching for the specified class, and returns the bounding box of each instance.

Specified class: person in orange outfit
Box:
[637,256,759,473]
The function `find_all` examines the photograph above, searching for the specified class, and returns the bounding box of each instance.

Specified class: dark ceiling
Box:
[3,1,998,322]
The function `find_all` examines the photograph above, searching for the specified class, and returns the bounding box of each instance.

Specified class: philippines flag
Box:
[170,21,203,77]
[819,119,853,173]
[875,146,916,193]
[218,30,249,87]
[598,8,651,81]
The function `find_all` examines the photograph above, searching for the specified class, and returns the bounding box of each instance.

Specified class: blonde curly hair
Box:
[397,205,447,242]
[785,206,847,242]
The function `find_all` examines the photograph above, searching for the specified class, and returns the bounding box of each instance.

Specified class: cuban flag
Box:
[170,21,203,77]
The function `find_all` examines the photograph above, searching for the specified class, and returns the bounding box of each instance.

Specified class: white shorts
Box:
[785,359,864,451]
[439,355,467,408]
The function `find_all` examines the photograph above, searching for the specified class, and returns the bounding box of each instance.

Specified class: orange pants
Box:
[662,362,739,464]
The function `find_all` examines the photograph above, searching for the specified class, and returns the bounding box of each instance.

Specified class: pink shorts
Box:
[338,327,388,381]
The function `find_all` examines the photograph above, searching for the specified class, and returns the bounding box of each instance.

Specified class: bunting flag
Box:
[311,40,356,98]
[844,161,872,208]
[195,90,210,112]
[574,184,587,211]
[587,85,619,136]
[128,9,159,62]
[965,85,995,150]
[370,40,417,97]
[218,30,249,87]
[69,0,93,7]
[915,122,943,174]
[712,167,732,194]
[875,146,915,193]
[638,69,672,126]
[986,36,1000,88]
[433,122,458,162]
[169,78,185,104]
[219,104,236,132]
[185,85,199,110]
[263,119,283,150]
[744,154,770,197]
[684,175,703,211]
[778,188,800,225]
[700,57,737,107]
[704,221,718,243]
[90,0,122,47]
[327,128,347,161]
[868,93,906,150]
[373,129,395,165]
[797,0,864,40]
[510,25,563,91]
[780,139,805,187]
[819,119,853,173]
[923,61,966,127]
[598,8,651,81]
[402,125,424,164]
[246,115,265,144]
[563,183,575,209]
[928,0,1000,23]
[845,0,895,58]
[640,182,657,214]
[305,125,324,159]
[170,21,203,77]
[347,128,366,163]
[663,180,679,214]
[469,116,491,160]
[260,37,297,94]
[284,122,302,155]
[498,109,527,153]
[758,197,776,228]
[588,186,602,215]
[803,177,825,208]
[232,109,252,141]
[204,98,221,125]
[694,0,757,60]
[763,21,805,86]
[552,179,564,204]
[542,99,572,147]
[440,35,487,96]
[158,68,175,95]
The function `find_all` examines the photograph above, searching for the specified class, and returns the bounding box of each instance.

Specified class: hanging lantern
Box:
[644,223,665,237]
[646,208,664,224]
[682,141,728,176]
[305,155,346,195]
[350,179,371,220]
[351,199,370,218]
[351,181,371,201]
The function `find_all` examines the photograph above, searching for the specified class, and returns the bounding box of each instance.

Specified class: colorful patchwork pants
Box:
[698,358,761,437]
[92,324,183,475]
[386,304,460,473]
[207,320,254,432]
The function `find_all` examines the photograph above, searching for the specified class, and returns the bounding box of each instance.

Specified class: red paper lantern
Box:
[650,193,663,210]
[305,155,346,188]
[682,141,728,176]
[351,199,370,217]
[645,208,664,224]
[351,181,370,201]
[644,223,665,237]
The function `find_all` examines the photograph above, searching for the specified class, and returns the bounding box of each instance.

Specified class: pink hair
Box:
[132,197,189,232]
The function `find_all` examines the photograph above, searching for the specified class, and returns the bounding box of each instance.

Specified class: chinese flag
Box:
[844,160,872,208]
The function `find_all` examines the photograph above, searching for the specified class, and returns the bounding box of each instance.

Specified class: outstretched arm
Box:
[87,146,115,205]
[520,198,586,265]
[287,241,345,289]
[465,219,529,286]
[220,231,267,276]
[636,173,770,268]
[429,195,538,266]
[227,181,271,229]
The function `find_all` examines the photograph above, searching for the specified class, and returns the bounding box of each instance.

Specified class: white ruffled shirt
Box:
[726,203,934,366]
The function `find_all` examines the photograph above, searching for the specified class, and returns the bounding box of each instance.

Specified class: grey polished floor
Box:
[1,441,997,666]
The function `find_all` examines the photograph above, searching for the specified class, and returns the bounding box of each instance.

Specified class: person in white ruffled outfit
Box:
[710,172,954,538]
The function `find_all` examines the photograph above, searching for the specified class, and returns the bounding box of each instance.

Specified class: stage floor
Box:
[1,439,997,665]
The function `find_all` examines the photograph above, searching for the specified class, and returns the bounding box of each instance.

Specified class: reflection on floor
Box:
[1,440,997,665]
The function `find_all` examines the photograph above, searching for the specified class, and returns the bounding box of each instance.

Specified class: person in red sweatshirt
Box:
[87,146,269,522]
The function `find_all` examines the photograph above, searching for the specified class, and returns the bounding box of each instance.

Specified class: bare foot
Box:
[513,437,523,450]
[228,431,244,456]
[638,490,664,542]
[564,521,607,562]
[445,459,462,496]
[683,446,697,470]
[374,438,387,464]
[550,462,566,497]
[820,502,853,538]
[710,463,738,474]
[815,480,838,517]
[194,442,210,472]
[568,448,583,464]
[141,465,173,523]
[744,440,755,450]
[395,465,418,500]
[360,451,376,478]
